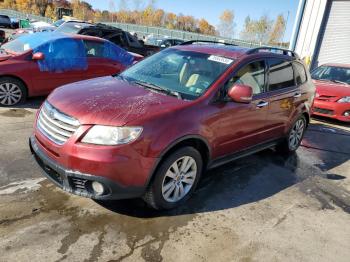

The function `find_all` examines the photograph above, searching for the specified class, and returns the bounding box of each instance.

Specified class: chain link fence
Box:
[0,9,267,48]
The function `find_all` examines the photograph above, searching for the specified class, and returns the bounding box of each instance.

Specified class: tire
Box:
[276,115,307,154]
[143,147,203,210]
[0,77,27,107]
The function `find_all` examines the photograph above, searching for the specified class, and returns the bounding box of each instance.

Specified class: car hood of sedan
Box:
[314,80,350,98]
[48,76,189,126]
[0,54,12,62]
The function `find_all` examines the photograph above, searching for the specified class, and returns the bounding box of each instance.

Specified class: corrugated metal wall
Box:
[314,0,350,67]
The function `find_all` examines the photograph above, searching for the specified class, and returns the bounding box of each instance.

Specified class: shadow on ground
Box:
[97,122,350,218]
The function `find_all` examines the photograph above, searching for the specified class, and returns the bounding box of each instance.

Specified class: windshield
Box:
[1,32,69,54]
[53,19,65,27]
[311,65,350,85]
[119,48,234,100]
[56,22,91,34]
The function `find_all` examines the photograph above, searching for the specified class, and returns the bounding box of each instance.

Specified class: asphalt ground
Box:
[0,97,349,262]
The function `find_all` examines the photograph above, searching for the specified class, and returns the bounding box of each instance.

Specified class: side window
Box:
[83,40,105,58]
[293,62,307,85]
[226,60,266,95]
[268,58,295,91]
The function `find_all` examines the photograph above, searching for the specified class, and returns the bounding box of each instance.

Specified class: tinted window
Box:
[268,59,295,91]
[84,40,105,57]
[0,15,10,24]
[226,60,266,95]
[294,62,307,85]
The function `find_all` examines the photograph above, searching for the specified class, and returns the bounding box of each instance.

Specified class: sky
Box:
[85,0,300,41]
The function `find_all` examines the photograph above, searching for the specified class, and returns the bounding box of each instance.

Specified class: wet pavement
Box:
[0,98,349,262]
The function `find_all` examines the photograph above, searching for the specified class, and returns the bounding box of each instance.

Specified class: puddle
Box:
[0,180,196,261]
[0,109,33,117]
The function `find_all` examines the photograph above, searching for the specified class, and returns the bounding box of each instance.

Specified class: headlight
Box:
[337,96,350,103]
[81,126,143,145]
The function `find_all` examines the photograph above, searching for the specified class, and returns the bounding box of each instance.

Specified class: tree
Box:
[218,10,235,38]
[198,19,216,35]
[269,14,286,44]
[34,0,51,17]
[108,0,116,22]
[240,15,273,43]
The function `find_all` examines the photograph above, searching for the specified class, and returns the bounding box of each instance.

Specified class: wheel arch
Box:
[145,135,212,188]
[0,74,29,97]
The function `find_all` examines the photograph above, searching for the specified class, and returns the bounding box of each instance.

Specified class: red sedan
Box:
[311,64,350,122]
[0,32,142,106]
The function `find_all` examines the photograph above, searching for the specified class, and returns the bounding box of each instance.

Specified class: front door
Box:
[208,60,271,158]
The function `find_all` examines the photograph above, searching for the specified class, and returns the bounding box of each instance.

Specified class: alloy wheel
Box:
[288,119,305,151]
[0,82,22,106]
[161,156,197,203]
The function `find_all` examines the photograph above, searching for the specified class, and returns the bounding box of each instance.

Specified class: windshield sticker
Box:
[208,55,233,65]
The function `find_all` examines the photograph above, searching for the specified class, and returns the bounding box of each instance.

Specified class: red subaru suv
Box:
[30,42,315,209]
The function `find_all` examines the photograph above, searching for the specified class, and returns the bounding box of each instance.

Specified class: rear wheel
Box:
[0,77,27,106]
[143,147,203,210]
[276,115,307,154]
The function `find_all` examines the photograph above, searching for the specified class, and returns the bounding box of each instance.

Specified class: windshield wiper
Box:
[330,80,349,85]
[134,80,182,99]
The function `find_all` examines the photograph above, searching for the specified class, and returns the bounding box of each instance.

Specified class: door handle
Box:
[293,93,302,98]
[256,101,269,108]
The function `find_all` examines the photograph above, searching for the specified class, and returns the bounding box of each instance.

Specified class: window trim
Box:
[222,58,268,97]
[266,58,296,92]
[292,61,308,85]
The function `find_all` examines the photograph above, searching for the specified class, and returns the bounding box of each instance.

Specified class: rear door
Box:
[83,40,123,78]
[264,58,300,140]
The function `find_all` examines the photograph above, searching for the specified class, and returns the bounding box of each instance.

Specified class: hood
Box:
[314,80,350,101]
[0,54,12,62]
[48,76,189,126]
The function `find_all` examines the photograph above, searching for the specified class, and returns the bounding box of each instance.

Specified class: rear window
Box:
[268,58,295,91]
[0,15,10,23]
[293,62,307,85]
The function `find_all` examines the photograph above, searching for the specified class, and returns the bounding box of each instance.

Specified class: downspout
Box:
[289,0,307,51]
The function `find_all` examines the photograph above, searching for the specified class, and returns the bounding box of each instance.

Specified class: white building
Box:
[290,0,350,69]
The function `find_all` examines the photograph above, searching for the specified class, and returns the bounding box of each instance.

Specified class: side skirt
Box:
[208,138,283,170]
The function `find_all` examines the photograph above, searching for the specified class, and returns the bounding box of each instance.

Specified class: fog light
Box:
[91,181,104,195]
[344,111,350,117]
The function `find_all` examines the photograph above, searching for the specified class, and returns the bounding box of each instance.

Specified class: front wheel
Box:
[276,115,307,154]
[143,147,203,210]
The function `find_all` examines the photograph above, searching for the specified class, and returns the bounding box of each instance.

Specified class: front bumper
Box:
[29,136,145,200]
[312,100,350,122]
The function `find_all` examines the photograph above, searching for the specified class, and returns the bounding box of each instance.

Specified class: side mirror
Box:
[227,84,253,103]
[32,52,45,61]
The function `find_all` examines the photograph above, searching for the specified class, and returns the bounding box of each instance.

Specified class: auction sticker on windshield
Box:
[208,55,233,65]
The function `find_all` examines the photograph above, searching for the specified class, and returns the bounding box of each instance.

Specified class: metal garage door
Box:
[315,0,350,67]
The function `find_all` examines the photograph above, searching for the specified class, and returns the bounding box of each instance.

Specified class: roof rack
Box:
[180,40,237,46]
[246,47,299,59]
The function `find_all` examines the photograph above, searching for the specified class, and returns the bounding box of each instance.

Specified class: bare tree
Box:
[218,10,235,38]
[269,14,286,44]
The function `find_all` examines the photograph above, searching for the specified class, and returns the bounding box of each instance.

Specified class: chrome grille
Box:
[37,102,80,145]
